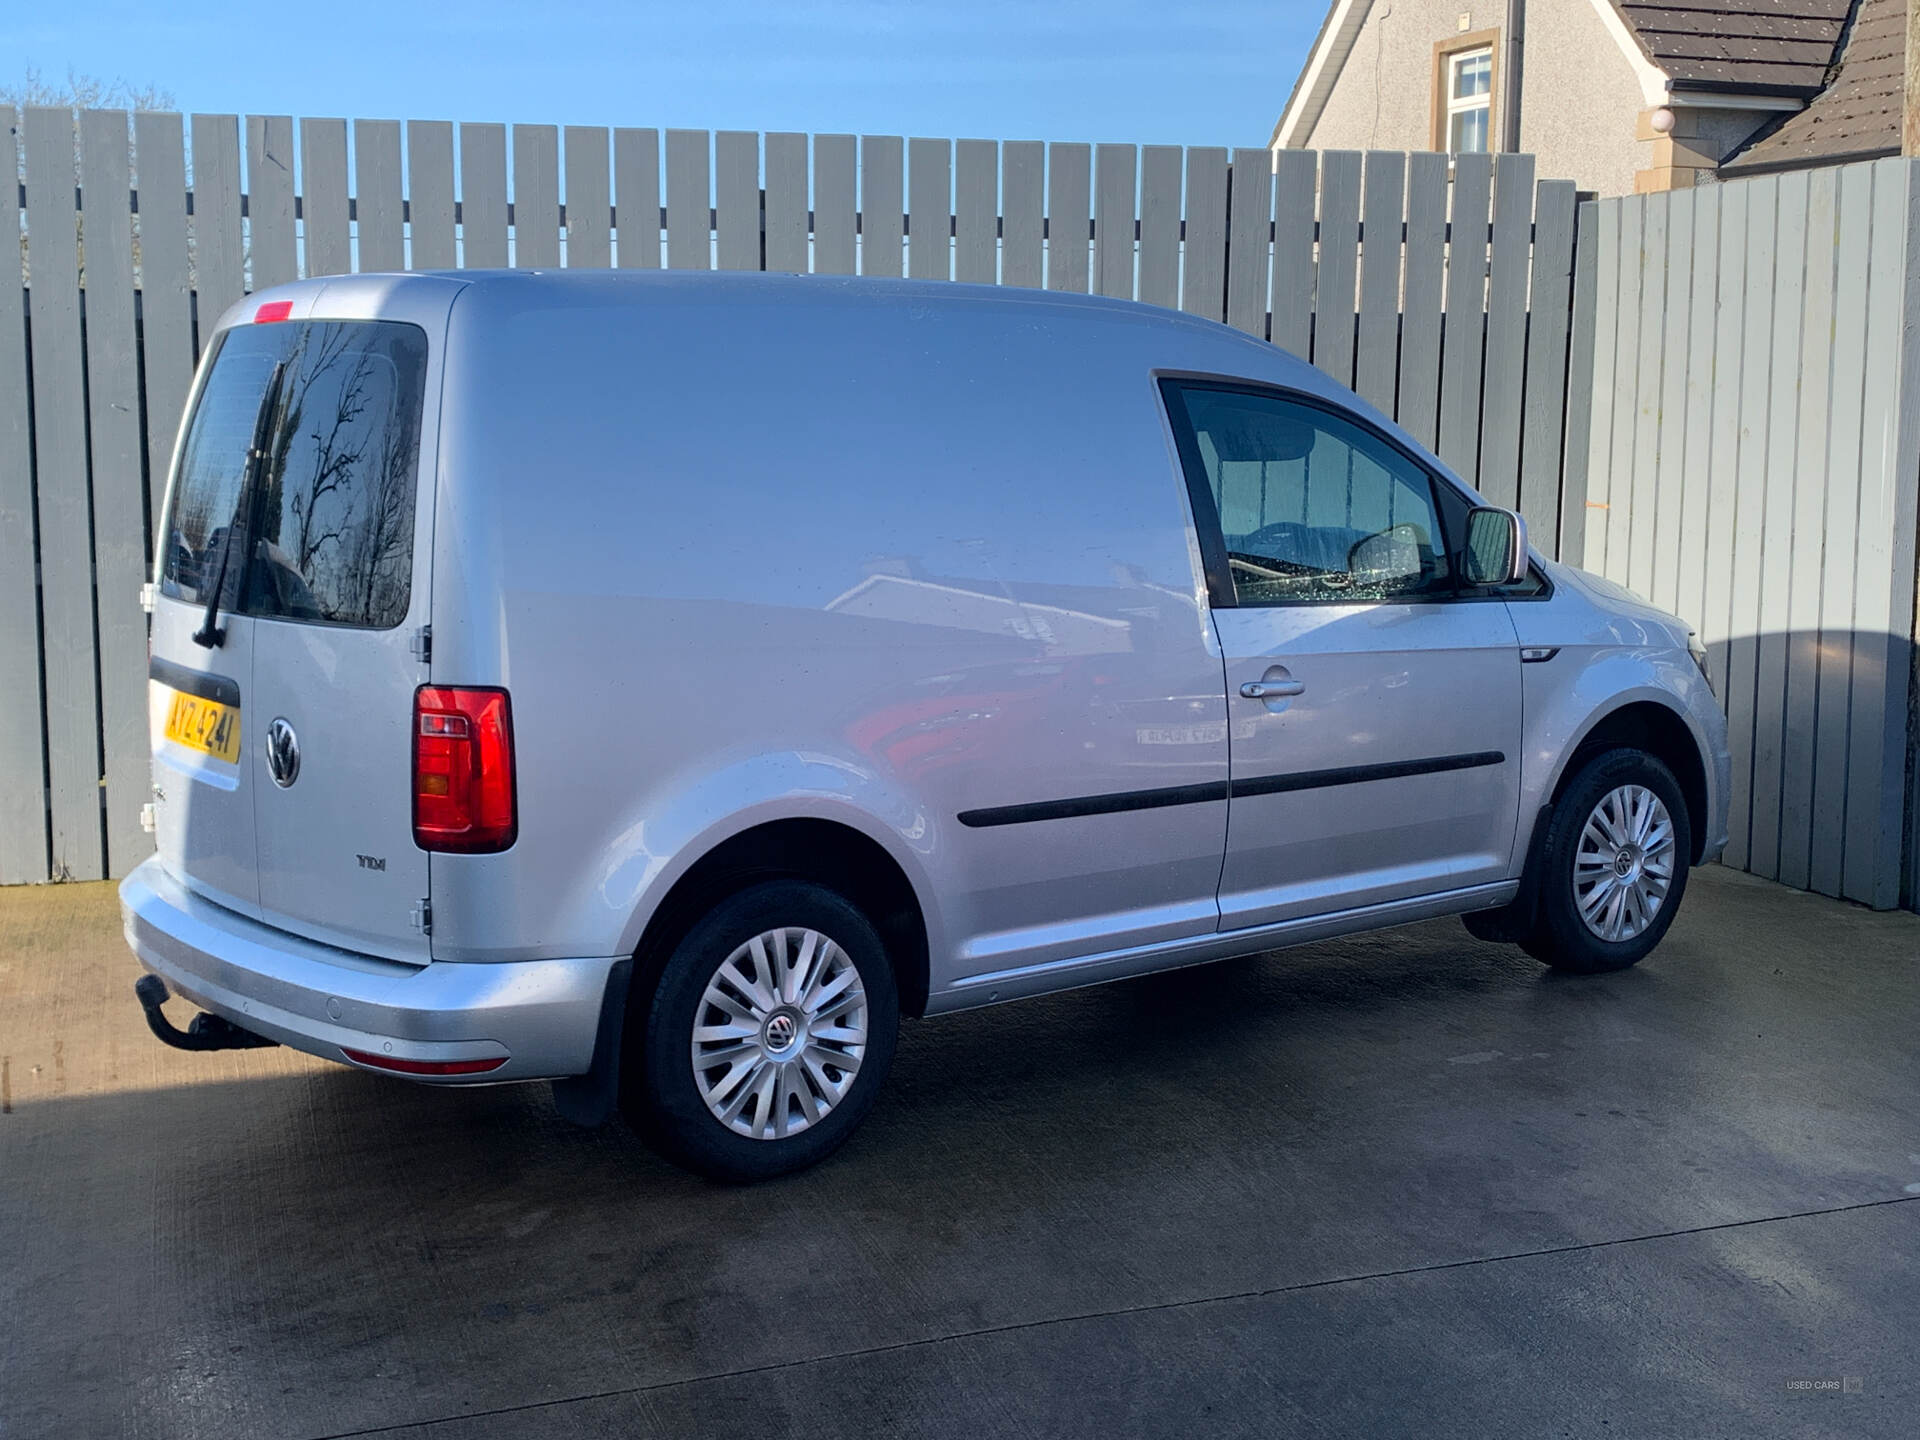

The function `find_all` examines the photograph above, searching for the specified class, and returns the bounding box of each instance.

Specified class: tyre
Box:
[624,880,899,1182]
[1521,747,1692,974]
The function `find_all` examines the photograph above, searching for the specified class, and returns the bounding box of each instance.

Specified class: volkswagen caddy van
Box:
[123,271,1730,1180]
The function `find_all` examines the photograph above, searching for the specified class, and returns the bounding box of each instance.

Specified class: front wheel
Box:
[624,880,899,1182]
[1522,747,1692,974]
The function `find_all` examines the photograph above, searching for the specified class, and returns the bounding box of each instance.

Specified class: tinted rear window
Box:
[160,319,430,629]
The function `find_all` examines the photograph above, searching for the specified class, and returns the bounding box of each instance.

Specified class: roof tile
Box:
[1721,0,1905,172]
[1614,0,1856,93]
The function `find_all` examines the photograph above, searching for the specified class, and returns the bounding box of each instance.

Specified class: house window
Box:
[1446,46,1493,153]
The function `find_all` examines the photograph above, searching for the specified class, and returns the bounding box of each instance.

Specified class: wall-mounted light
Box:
[1649,107,1676,134]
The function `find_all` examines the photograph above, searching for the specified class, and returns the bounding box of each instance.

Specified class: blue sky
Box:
[6,0,1320,149]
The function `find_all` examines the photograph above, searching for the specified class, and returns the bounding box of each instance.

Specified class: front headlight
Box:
[1687,632,1714,694]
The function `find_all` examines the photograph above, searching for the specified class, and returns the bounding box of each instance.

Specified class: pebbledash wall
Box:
[2,108,1587,887]
[1569,158,1920,914]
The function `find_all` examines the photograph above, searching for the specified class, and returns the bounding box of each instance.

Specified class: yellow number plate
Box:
[163,690,242,764]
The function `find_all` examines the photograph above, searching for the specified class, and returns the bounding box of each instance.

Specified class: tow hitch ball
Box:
[134,975,278,1052]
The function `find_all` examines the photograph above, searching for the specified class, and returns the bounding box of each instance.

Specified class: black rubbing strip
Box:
[1230,751,1507,799]
[148,655,242,708]
[955,752,1508,829]
[956,780,1231,828]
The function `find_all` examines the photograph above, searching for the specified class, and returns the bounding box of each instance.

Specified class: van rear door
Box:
[148,332,282,918]
[245,311,440,962]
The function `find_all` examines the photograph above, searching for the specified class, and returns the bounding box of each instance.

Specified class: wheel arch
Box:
[627,817,933,1022]
[1548,699,1711,864]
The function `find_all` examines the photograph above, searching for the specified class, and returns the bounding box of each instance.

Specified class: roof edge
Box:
[1668,77,1825,101]
[1719,143,1901,179]
[1591,0,1675,107]
[1271,0,1373,149]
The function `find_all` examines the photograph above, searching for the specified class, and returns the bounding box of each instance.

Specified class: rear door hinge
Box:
[410,898,433,935]
[139,582,158,614]
[410,625,432,665]
[139,801,157,833]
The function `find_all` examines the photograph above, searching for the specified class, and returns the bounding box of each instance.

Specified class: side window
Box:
[1163,383,1452,605]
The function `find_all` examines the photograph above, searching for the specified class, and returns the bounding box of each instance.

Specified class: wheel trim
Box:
[691,926,868,1140]
[1573,784,1676,944]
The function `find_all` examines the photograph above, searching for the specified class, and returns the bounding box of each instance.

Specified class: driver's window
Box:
[1169,385,1452,605]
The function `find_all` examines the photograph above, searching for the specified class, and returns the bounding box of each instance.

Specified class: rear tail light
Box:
[412,686,517,852]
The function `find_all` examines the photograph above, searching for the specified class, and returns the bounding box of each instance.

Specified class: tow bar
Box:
[134,975,279,1052]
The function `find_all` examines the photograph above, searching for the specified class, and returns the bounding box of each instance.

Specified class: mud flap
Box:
[1464,803,1556,943]
[551,957,632,1128]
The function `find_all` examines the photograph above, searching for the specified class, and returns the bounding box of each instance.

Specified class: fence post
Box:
[563,126,611,269]
[356,120,406,272]
[1180,148,1227,322]
[714,131,760,272]
[246,115,297,288]
[613,128,661,271]
[1557,199,1599,565]
[407,121,458,269]
[301,117,351,277]
[954,139,998,285]
[860,135,904,278]
[81,109,153,877]
[1046,143,1090,293]
[0,105,46,884]
[1138,146,1182,311]
[909,137,952,281]
[24,107,103,881]
[765,133,810,275]
[1225,148,1271,335]
[1354,151,1406,413]
[1520,180,1578,549]
[512,124,561,268]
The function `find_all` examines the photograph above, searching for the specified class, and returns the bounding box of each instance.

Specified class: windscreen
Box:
[159,319,430,630]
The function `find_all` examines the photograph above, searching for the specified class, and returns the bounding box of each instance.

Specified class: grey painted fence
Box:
[2,107,1587,885]
[1570,158,1920,912]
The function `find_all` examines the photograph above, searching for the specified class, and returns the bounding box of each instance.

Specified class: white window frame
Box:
[1444,45,1494,155]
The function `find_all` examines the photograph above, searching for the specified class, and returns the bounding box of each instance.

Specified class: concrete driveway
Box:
[1,866,1915,1439]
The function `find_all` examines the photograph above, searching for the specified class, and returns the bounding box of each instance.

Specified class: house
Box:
[1271,0,1905,196]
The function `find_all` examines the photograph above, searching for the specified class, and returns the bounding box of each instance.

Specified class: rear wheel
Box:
[624,880,899,1181]
[1522,747,1692,974]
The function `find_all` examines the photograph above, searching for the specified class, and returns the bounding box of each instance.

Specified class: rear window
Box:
[160,319,430,630]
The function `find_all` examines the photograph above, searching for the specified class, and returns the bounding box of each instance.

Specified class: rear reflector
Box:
[412,686,517,853]
[343,1048,507,1076]
[254,299,294,323]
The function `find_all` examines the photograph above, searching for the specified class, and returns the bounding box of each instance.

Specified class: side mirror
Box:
[1463,507,1528,587]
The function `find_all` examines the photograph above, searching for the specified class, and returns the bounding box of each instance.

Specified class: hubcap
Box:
[690,927,869,1140]
[1574,783,1676,943]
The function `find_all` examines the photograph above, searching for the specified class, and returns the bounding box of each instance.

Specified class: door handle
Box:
[1240,678,1305,700]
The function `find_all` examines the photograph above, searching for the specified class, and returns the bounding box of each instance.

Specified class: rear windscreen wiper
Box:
[192,359,286,649]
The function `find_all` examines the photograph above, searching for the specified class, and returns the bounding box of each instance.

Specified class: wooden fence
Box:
[1,107,1586,885]
[1571,157,1920,912]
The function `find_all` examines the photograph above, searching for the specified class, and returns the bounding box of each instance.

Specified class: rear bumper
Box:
[119,856,618,1083]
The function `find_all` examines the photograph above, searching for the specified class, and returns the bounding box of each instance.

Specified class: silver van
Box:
[122,271,1730,1180]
